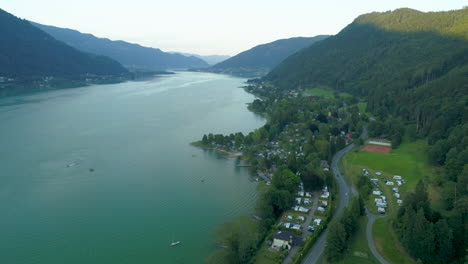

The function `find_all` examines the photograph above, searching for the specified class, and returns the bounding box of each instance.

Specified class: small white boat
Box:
[170,241,180,246]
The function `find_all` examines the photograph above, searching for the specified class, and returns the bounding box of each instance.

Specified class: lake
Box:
[0,72,265,264]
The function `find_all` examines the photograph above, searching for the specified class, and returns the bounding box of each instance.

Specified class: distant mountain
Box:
[0,9,127,80]
[170,52,231,65]
[205,36,329,77]
[32,22,210,71]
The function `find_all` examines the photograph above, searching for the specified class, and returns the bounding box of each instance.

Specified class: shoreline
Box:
[190,141,243,157]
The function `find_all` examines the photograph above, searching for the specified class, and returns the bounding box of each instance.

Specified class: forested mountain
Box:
[266,8,467,139]
[206,36,329,77]
[0,9,128,79]
[265,8,468,263]
[32,22,210,71]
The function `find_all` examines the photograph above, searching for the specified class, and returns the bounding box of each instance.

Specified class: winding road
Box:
[366,209,389,264]
[301,126,389,264]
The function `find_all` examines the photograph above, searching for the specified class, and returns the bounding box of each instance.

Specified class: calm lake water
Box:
[0,72,264,264]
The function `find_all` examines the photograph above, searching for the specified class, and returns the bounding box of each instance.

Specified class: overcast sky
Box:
[3,0,466,55]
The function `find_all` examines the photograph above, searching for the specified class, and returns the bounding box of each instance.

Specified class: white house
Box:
[386,181,395,186]
[394,193,401,199]
[317,206,325,212]
[373,190,382,195]
[271,231,304,251]
[313,218,322,226]
[376,172,382,176]
[378,207,386,214]
[393,175,402,180]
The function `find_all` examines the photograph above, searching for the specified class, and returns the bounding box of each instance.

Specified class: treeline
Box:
[325,196,365,261]
[395,181,467,263]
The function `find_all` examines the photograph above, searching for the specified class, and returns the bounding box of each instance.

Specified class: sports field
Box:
[362,145,391,154]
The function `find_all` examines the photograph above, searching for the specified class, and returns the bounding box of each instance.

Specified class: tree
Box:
[409,208,435,262]
[202,134,208,144]
[272,168,300,194]
[325,220,347,261]
[434,219,454,262]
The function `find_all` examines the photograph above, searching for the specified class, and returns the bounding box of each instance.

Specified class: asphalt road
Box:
[366,210,389,264]
[301,143,356,264]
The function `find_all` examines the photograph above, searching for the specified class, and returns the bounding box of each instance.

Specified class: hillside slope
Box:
[0,9,128,80]
[33,22,209,71]
[207,35,329,77]
[266,8,468,137]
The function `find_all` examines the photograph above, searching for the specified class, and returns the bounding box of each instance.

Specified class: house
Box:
[373,190,382,195]
[271,231,304,251]
[393,175,402,180]
[370,178,379,182]
[298,191,305,196]
[320,160,330,171]
[317,206,325,212]
[394,193,400,199]
[295,197,302,204]
[397,199,403,205]
[392,187,399,193]
[386,181,394,186]
[378,207,386,214]
[321,200,328,207]
[375,198,383,203]
[297,216,305,222]
[376,172,382,176]
[305,192,312,197]
[396,180,402,186]
[284,222,291,228]
[287,215,293,220]
[320,192,330,199]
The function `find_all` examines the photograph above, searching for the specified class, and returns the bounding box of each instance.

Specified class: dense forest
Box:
[33,22,210,71]
[264,7,468,263]
[205,36,329,77]
[0,9,128,79]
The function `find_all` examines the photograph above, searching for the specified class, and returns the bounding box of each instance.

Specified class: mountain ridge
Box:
[0,8,128,81]
[203,35,329,77]
[32,22,210,71]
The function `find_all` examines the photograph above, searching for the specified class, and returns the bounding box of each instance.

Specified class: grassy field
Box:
[373,218,414,264]
[302,86,351,98]
[329,216,378,264]
[343,140,433,192]
[342,139,434,264]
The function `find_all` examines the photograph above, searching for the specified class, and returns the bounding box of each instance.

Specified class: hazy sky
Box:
[3,0,466,55]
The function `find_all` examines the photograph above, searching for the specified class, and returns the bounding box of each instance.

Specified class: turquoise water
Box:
[0,72,264,264]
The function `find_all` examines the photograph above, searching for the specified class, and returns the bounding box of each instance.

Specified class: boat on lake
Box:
[170,241,181,246]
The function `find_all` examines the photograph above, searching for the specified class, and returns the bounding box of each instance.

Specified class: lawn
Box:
[343,140,434,192]
[373,217,414,264]
[302,86,351,98]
